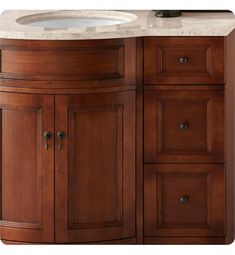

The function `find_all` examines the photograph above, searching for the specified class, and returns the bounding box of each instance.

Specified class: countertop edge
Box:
[0,10,235,40]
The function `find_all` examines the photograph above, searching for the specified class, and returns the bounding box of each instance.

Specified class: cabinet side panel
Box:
[225,31,235,244]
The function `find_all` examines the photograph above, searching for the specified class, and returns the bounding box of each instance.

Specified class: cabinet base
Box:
[144,236,227,244]
[3,236,233,244]
[1,237,137,245]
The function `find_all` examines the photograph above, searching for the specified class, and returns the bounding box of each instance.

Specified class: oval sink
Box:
[16,11,137,29]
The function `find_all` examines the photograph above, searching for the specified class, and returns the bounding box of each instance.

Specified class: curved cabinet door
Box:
[55,91,135,243]
[0,92,54,243]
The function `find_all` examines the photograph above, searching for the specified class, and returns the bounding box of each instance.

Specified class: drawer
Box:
[0,38,135,85]
[144,164,225,237]
[144,37,224,84]
[144,89,224,163]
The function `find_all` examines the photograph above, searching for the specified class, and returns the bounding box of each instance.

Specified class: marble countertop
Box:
[0,10,235,40]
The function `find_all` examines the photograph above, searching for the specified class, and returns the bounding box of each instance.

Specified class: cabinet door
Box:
[55,91,135,243]
[0,92,54,243]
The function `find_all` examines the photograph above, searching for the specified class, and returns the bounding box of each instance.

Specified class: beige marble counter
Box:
[0,10,235,40]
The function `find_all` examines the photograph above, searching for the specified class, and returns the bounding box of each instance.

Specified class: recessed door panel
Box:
[68,104,123,229]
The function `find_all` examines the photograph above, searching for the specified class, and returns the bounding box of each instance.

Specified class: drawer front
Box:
[144,164,225,237]
[144,89,224,163]
[0,38,135,85]
[144,37,224,84]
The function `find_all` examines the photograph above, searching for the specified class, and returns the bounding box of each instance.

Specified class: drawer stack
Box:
[143,37,225,243]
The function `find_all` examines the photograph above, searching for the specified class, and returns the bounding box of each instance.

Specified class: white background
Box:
[0,0,234,254]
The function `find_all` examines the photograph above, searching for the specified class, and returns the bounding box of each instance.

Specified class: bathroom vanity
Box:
[0,10,235,244]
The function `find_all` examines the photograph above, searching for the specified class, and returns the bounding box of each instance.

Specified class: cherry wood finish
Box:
[0,92,54,243]
[54,91,135,243]
[0,38,136,86]
[2,46,124,79]
[144,89,224,163]
[0,35,234,245]
[144,164,225,237]
[144,37,224,84]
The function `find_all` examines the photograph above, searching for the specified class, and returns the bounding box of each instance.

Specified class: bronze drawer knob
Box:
[57,131,65,150]
[179,122,189,130]
[179,196,189,204]
[43,131,52,150]
[179,56,188,64]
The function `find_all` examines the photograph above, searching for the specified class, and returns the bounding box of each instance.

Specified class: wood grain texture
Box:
[0,81,136,95]
[0,34,234,245]
[0,92,54,243]
[135,37,144,244]
[144,89,224,163]
[2,109,41,226]
[54,91,135,243]
[144,37,224,84]
[2,46,124,79]
[0,38,136,85]
[68,104,123,229]
[144,164,225,237]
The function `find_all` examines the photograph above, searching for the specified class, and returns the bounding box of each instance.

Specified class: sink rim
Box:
[16,10,137,29]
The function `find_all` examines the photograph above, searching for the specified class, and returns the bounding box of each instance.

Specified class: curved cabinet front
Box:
[0,38,137,244]
[54,91,136,243]
[0,92,54,243]
[0,90,136,244]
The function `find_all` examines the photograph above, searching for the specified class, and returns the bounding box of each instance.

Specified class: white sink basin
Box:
[16,11,137,29]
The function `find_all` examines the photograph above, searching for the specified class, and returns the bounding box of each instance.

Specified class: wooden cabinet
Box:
[143,88,226,243]
[142,35,233,244]
[0,35,234,244]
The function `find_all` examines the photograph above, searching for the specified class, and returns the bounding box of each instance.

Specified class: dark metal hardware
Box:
[154,10,182,18]
[180,122,189,130]
[43,131,52,150]
[179,196,189,204]
[179,56,188,64]
[57,131,65,150]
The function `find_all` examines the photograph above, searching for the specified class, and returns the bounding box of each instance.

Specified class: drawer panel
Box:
[144,89,224,163]
[0,38,135,84]
[144,164,225,237]
[144,37,224,84]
